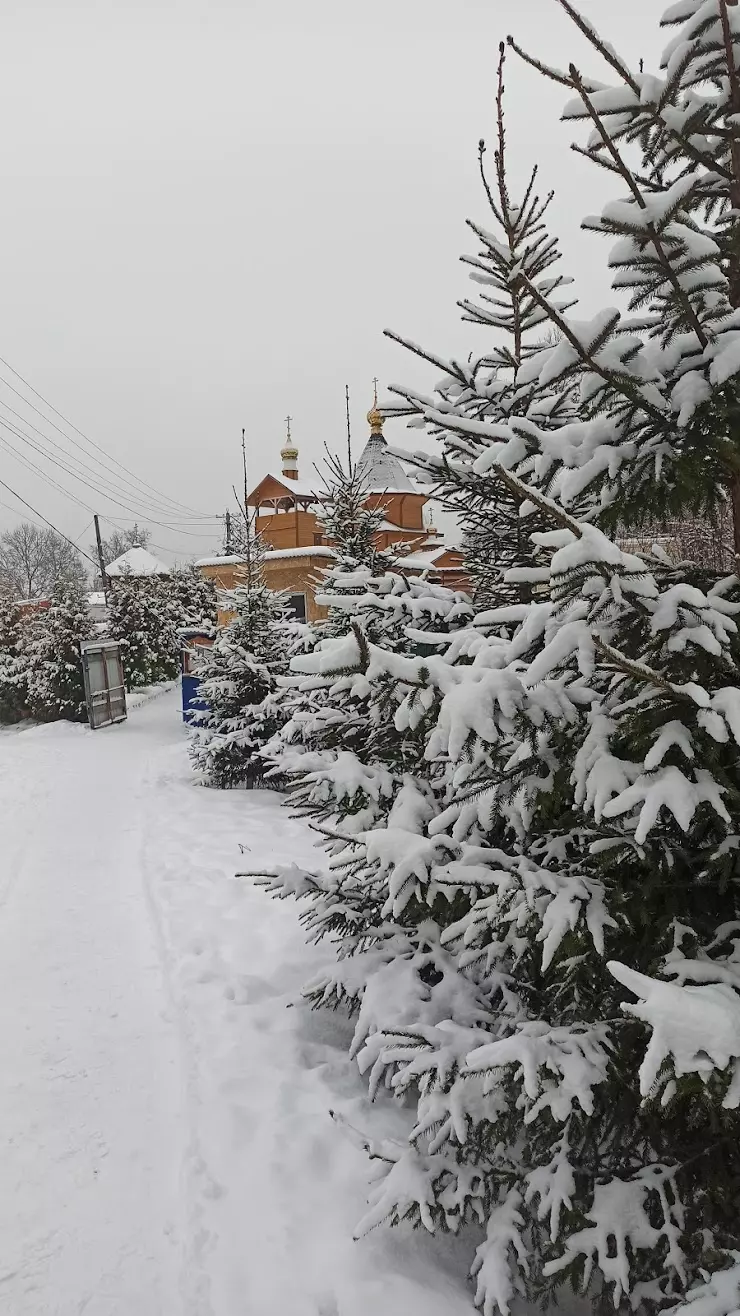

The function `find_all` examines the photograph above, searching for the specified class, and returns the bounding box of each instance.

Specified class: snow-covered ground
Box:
[0,686,474,1316]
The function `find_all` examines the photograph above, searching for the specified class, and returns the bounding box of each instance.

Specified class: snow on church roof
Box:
[355,433,416,494]
[106,546,170,577]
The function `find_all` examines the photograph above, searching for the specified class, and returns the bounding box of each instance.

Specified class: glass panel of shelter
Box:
[86,650,108,699]
[104,648,126,722]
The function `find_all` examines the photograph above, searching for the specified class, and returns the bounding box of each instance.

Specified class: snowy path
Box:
[0,689,474,1316]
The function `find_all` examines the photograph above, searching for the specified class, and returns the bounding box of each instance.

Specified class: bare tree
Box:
[619,505,735,573]
[0,523,88,600]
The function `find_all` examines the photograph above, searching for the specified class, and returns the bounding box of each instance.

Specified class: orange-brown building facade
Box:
[196,404,467,625]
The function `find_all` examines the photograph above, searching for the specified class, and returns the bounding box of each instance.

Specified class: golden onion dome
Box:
[367,378,384,434]
[366,406,384,435]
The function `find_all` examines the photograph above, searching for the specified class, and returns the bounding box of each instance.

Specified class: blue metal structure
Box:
[181,630,212,724]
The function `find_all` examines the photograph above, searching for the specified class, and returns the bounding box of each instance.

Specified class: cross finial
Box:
[285,414,292,441]
[372,377,378,407]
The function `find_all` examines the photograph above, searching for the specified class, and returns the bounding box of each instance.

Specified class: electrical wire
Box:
[0,393,219,524]
[73,519,95,545]
[0,353,210,518]
[0,431,96,515]
[0,432,220,572]
[97,515,220,561]
[0,495,52,533]
[0,476,101,570]
[0,417,220,536]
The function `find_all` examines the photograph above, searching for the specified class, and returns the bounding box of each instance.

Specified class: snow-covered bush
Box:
[108,572,181,690]
[169,564,217,633]
[22,582,93,722]
[189,535,299,788]
[254,14,740,1316]
[0,590,27,723]
[263,451,472,833]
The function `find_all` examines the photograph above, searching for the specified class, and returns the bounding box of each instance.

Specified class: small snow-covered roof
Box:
[265,546,335,561]
[398,547,457,569]
[355,434,417,494]
[106,546,170,577]
[195,546,336,568]
[87,591,107,607]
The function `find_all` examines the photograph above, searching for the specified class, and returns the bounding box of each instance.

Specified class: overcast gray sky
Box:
[0,0,662,564]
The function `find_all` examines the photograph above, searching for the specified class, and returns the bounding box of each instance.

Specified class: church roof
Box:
[106,546,170,577]
[355,433,417,494]
[247,471,325,505]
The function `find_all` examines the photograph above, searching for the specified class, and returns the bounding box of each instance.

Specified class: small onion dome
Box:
[367,380,384,435]
[281,413,298,467]
[366,404,384,435]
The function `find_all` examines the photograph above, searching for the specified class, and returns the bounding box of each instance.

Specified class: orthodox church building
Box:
[196,399,466,623]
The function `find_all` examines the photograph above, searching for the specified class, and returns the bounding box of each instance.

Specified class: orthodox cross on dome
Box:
[281,414,298,458]
[280,413,299,478]
[367,378,384,436]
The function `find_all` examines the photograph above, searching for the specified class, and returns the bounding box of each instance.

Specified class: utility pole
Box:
[224,509,233,555]
[345,384,352,471]
[94,514,109,594]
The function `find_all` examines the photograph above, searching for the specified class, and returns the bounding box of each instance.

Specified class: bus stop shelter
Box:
[80,639,127,730]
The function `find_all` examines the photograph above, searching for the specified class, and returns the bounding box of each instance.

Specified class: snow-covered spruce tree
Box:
[169,564,217,633]
[315,449,400,638]
[108,572,180,690]
[262,448,472,834]
[22,582,93,722]
[0,590,27,723]
[365,6,740,1311]
[252,11,740,1314]
[189,532,296,788]
[384,45,580,613]
[502,0,740,547]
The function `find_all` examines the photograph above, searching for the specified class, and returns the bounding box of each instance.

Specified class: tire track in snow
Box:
[137,747,219,1316]
[0,697,187,1316]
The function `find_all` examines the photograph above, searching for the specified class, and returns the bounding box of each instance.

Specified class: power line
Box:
[73,519,95,545]
[0,431,96,515]
[101,514,223,525]
[0,433,220,566]
[0,476,101,570]
[0,392,218,523]
[0,370,207,520]
[0,495,52,533]
[97,515,219,561]
[0,353,208,518]
[0,416,219,537]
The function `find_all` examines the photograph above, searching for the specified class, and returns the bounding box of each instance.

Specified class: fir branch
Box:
[517,272,670,424]
[593,636,694,701]
[486,460,584,538]
[568,67,710,349]
[719,0,740,302]
[509,20,733,186]
[569,142,659,192]
[382,330,468,382]
[555,0,640,95]
[351,621,370,672]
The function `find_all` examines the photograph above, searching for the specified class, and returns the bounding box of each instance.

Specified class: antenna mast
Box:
[241,427,253,587]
